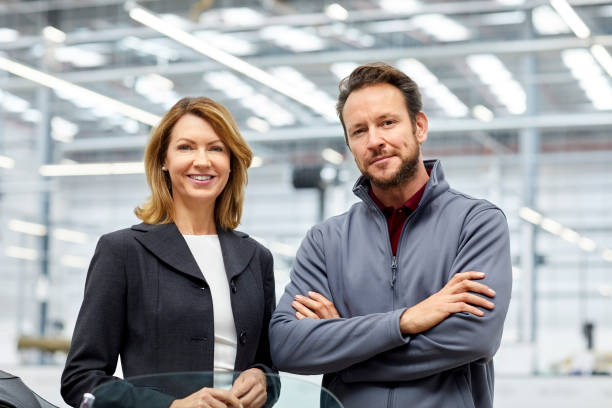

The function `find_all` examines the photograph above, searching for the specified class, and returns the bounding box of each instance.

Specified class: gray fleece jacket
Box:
[269,159,512,408]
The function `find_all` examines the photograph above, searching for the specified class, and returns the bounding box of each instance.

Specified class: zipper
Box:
[390,256,398,289]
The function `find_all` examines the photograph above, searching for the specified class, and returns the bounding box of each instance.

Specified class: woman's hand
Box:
[231,368,267,408]
[170,387,243,408]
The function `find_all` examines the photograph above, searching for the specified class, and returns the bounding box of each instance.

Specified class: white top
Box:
[183,234,236,388]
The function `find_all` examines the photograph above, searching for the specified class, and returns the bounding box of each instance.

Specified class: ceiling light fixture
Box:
[40,161,144,177]
[549,0,591,39]
[590,44,612,77]
[0,155,15,169]
[0,56,161,126]
[126,2,336,120]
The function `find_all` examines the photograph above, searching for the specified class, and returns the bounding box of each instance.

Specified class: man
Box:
[269,63,512,408]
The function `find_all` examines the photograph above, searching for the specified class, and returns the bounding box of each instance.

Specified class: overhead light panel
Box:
[532,5,571,35]
[411,14,470,42]
[590,44,612,77]
[8,219,47,236]
[466,54,526,114]
[42,26,66,43]
[0,28,19,42]
[322,148,344,165]
[562,48,612,110]
[0,155,15,169]
[472,105,494,122]
[40,161,144,177]
[0,56,161,126]
[54,228,89,244]
[246,116,270,133]
[549,0,591,39]
[325,4,349,21]
[250,156,264,168]
[330,62,359,80]
[127,3,335,120]
[397,58,468,117]
[6,246,39,261]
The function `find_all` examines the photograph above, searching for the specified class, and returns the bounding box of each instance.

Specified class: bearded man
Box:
[269,63,512,408]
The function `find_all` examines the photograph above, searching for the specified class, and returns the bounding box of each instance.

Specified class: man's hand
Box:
[170,387,243,408]
[231,368,267,408]
[292,291,340,319]
[399,271,495,335]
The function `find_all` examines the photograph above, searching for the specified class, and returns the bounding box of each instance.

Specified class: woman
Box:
[61,97,278,408]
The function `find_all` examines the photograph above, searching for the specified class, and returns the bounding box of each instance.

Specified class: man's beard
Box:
[362,147,420,190]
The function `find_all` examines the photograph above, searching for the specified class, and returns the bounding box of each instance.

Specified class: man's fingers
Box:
[458,293,494,309]
[452,271,485,282]
[292,300,319,319]
[455,280,496,297]
[231,376,249,398]
[308,291,331,304]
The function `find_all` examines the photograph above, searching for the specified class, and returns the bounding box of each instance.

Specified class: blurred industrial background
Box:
[0,0,611,406]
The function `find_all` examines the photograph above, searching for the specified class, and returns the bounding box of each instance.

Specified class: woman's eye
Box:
[211,145,224,152]
[177,144,191,150]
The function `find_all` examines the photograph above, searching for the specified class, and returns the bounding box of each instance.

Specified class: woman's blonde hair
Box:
[135,97,253,230]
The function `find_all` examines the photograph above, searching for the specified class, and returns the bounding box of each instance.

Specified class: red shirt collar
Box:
[368,180,427,215]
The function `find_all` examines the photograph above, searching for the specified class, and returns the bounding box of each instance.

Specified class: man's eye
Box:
[383,120,395,126]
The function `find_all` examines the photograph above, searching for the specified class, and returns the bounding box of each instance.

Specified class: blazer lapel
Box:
[217,227,257,281]
[132,222,205,283]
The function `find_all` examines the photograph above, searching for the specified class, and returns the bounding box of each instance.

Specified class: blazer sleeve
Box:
[249,246,280,407]
[339,208,513,383]
[61,233,128,407]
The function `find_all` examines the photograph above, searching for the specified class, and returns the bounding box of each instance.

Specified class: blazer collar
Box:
[131,222,257,283]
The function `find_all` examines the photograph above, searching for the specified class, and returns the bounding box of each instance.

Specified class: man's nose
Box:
[366,128,385,149]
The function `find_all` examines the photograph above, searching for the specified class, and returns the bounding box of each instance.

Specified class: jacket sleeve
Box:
[340,208,513,383]
[61,233,128,407]
[248,247,280,407]
[269,227,411,375]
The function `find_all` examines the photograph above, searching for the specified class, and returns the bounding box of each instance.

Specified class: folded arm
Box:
[340,208,513,382]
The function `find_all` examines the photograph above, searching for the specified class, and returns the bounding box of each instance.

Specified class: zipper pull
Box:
[391,256,398,288]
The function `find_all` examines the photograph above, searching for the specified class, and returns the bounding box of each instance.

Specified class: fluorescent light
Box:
[127,3,335,120]
[260,25,326,52]
[8,219,47,236]
[519,207,543,224]
[194,31,256,56]
[250,156,263,168]
[540,218,563,235]
[397,58,468,117]
[246,116,270,133]
[578,237,597,252]
[51,116,79,143]
[532,5,571,35]
[590,44,612,77]
[330,61,359,80]
[0,56,161,126]
[40,161,144,177]
[326,4,349,21]
[0,155,15,169]
[60,255,90,268]
[466,54,526,114]
[379,0,421,13]
[472,105,494,122]
[560,227,580,244]
[54,46,107,68]
[562,48,612,110]
[411,14,470,42]
[0,90,30,113]
[22,109,42,123]
[603,249,612,262]
[322,148,344,165]
[198,7,265,27]
[42,26,66,43]
[6,246,39,261]
[549,0,591,39]
[0,28,19,42]
[54,228,88,244]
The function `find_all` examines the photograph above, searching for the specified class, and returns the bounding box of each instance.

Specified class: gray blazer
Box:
[61,222,277,407]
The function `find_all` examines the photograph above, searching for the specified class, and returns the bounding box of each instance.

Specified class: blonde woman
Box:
[61,97,278,408]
